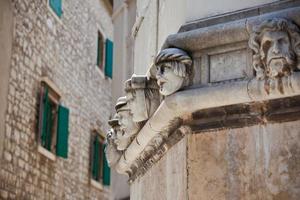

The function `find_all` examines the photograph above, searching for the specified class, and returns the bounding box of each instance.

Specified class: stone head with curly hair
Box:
[249,18,300,79]
[155,48,193,96]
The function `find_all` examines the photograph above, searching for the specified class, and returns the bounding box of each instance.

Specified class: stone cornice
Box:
[162,6,300,52]
[107,5,300,180]
[116,72,300,176]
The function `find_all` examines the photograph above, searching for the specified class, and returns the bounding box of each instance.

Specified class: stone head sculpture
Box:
[249,18,300,79]
[125,75,160,122]
[107,116,130,151]
[154,48,193,96]
[105,127,122,167]
[115,96,140,139]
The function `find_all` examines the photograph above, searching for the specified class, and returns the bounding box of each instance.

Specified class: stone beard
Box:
[249,18,300,79]
[154,48,192,96]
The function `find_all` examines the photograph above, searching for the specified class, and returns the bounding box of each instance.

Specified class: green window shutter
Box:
[102,143,110,186]
[105,39,113,78]
[92,136,100,180]
[41,88,52,151]
[50,0,62,18]
[56,105,69,158]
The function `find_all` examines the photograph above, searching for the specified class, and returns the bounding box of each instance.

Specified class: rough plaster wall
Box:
[0,0,113,199]
[185,0,279,22]
[112,12,126,108]
[0,0,13,166]
[157,0,186,50]
[188,121,300,200]
[133,0,186,75]
[130,137,187,200]
[134,0,158,74]
[111,0,136,110]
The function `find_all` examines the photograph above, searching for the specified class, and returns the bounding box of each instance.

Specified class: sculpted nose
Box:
[156,70,162,80]
[272,41,280,54]
[156,69,162,78]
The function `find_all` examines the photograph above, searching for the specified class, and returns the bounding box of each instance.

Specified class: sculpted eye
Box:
[159,66,165,74]
[279,37,289,45]
[262,40,271,53]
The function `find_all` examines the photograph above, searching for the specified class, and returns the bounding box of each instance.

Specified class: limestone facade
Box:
[0,0,113,199]
[110,0,300,199]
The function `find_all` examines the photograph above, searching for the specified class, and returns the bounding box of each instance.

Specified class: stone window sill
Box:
[90,179,103,190]
[95,65,106,79]
[95,65,112,82]
[38,145,56,161]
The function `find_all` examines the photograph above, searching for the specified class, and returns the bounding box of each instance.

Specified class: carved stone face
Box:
[112,127,125,150]
[117,108,140,137]
[105,129,122,166]
[114,133,131,151]
[261,30,294,77]
[126,91,145,122]
[156,62,184,96]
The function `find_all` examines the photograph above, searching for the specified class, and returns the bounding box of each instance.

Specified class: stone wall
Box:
[0,0,113,199]
[188,121,300,200]
[130,120,300,200]
[0,0,13,167]
[130,137,187,200]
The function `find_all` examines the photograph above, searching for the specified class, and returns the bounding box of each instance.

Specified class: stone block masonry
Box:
[0,0,113,199]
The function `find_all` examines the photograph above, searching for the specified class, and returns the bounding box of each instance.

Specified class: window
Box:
[38,77,69,160]
[49,0,63,18]
[97,32,105,71]
[90,131,110,188]
[96,31,114,79]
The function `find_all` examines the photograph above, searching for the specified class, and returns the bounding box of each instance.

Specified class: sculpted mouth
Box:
[268,56,286,65]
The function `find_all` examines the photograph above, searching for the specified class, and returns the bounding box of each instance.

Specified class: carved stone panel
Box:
[209,49,248,82]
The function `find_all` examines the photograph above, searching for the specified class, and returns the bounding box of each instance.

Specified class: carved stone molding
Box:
[106,6,300,180]
[128,125,192,182]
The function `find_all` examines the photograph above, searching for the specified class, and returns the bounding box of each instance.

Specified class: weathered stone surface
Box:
[185,0,277,23]
[188,120,300,200]
[210,49,247,82]
[130,137,187,200]
[180,1,300,32]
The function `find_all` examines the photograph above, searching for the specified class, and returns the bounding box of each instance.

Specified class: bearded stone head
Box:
[249,18,300,79]
[154,48,193,96]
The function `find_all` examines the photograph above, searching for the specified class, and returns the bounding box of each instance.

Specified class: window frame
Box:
[48,0,63,22]
[37,77,62,161]
[90,130,107,190]
[97,31,106,72]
